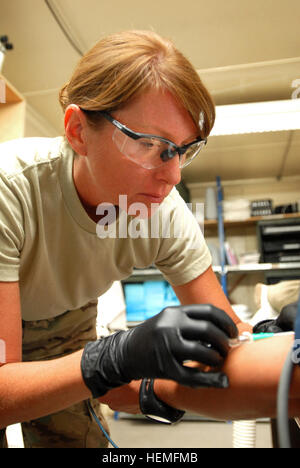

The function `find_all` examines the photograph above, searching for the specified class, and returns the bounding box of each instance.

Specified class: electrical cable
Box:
[277,347,294,448]
[44,0,84,56]
[216,176,228,296]
[87,400,119,448]
[277,130,294,181]
[277,293,300,448]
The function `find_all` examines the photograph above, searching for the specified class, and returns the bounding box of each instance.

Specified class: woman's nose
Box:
[154,155,181,186]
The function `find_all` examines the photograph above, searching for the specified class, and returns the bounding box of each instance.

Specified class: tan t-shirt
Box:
[0,137,211,321]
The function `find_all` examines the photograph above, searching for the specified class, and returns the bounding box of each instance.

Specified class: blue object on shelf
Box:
[124,280,180,322]
[144,281,166,319]
[123,283,146,322]
[216,176,228,296]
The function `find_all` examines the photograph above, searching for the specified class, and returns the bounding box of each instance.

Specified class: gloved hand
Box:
[253,301,298,334]
[81,304,238,398]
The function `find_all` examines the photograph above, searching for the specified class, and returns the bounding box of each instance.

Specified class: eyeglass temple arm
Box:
[99,111,140,140]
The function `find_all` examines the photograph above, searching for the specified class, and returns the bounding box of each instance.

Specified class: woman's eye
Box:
[139,140,154,149]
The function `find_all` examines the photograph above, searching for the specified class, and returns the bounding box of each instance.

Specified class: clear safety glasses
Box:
[83,109,207,170]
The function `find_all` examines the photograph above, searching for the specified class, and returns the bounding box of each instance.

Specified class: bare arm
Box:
[0,350,92,428]
[154,334,300,420]
[100,334,300,420]
[0,282,92,429]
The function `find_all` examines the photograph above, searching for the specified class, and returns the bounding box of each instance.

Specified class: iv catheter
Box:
[229,331,295,348]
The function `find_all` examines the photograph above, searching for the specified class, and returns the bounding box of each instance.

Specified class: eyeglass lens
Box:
[112,127,204,169]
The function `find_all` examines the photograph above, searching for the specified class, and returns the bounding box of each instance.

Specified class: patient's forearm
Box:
[154,335,300,421]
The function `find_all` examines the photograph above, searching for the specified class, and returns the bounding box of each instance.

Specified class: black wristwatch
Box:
[139,378,185,424]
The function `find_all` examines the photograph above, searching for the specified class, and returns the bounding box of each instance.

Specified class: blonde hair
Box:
[59,30,215,137]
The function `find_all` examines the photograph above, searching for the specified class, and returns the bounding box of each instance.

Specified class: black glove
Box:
[81,304,238,398]
[253,301,298,334]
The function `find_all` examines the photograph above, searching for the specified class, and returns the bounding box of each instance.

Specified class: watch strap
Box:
[139,378,185,424]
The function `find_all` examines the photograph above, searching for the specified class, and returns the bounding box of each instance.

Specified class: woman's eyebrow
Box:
[114,113,200,145]
[125,122,199,145]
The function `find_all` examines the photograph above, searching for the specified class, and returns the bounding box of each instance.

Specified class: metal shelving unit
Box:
[128,262,300,281]
[123,212,300,320]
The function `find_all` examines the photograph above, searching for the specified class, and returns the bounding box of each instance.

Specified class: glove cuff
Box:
[139,378,185,424]
[81,332,131,398]
[253,319,283,334]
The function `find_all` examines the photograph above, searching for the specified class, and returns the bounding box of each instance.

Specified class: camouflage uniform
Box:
[1,303,110,448]
[0,430,7,449]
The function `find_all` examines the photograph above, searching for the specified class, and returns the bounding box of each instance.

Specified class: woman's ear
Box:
[64,104,88,156]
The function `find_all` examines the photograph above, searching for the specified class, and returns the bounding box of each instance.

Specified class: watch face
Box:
[146,414,172,424]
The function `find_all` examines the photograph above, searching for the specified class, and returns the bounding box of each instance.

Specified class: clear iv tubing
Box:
[229,331,295,348]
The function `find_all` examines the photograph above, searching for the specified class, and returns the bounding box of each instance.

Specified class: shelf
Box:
[224,262,300,273]
[126,262,300,281]
[204,213,300,229]
[123,215,300,285]
[0,74,25,143]
[125,268,163,282]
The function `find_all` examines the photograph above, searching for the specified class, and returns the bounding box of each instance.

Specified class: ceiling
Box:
[1,0,300,184]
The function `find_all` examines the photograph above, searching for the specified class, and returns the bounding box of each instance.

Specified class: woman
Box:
[0,29,251,448]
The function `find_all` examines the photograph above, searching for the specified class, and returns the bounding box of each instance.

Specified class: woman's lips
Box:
[139,193,165,203]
